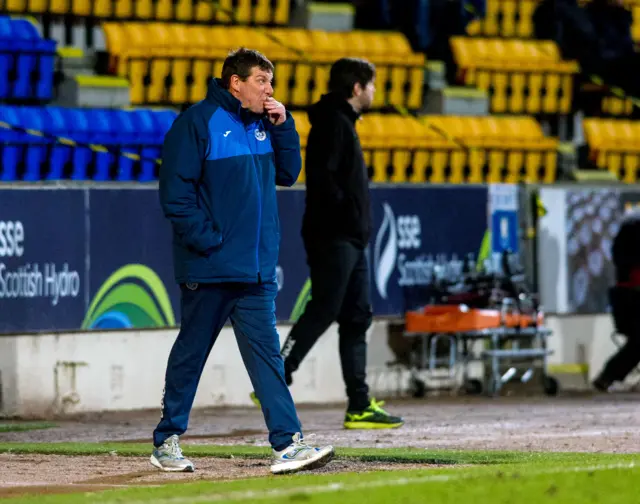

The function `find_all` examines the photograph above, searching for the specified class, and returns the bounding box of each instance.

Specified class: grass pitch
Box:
[0,442,638,504]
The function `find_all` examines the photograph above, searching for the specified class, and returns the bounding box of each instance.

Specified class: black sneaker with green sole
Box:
[344,398,404,429]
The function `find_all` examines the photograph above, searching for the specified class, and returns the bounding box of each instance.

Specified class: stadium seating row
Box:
[101,23,426,109]
[292,112,558,184]
[0,16,55,101]
[0,107,559,184]
[467,0,640,42]
[466,0,537,39]
[451,37,578,114]
[0,0,290,24]
[0,106,176,181]
[583,118,640,183]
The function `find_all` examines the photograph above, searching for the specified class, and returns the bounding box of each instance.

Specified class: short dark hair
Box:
[221,48,275,89]
[328,58,376,99]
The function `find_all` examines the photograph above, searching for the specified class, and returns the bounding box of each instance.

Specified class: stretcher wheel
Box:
[410,377,426,398]
[464,379,483,395]
[543,376,559,396]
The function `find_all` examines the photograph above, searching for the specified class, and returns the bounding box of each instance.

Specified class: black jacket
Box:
[301,93,371,249]
[613,207,640,284]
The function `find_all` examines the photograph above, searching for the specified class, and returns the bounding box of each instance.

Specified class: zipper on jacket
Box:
[245,125,262,283]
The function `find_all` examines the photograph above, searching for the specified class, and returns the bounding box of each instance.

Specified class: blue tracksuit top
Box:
[159,78,302,285]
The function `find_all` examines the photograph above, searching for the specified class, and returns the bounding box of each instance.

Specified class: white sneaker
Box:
[270,433,334,475]
[150,434,195,472]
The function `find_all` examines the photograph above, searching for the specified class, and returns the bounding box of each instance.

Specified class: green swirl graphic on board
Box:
[289,278,312,322]
[82,264,175,330]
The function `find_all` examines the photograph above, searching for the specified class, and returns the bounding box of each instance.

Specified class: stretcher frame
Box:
[402,297,557,396]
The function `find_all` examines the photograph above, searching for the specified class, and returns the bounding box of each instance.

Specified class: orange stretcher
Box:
[405,304,545,334]
[401,301,556,397]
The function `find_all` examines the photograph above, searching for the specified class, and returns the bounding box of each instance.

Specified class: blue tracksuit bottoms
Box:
[152,281,301,452]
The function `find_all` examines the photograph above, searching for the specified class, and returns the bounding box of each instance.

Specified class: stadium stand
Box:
[0,15,56,102]
[450,37,578,115]
[0,0,291,25]
[0,106,176,181]
[0,0,635,185]
[461,0,640,123]
[99,23,426,110]
[583,118,640,183]
[467,0,640,44]
[292,112,558,184]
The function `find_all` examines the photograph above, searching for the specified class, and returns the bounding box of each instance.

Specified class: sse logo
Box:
[373,204,423,299]
[396,215,421,250]
[0,221,25,258]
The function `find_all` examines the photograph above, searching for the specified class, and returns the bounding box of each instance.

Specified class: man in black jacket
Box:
[593,206,640,391]
[280,58,403,429]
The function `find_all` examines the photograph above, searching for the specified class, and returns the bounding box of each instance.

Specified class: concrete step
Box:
[55,74,130,108]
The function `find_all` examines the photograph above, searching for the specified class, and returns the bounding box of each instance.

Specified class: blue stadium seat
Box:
[132,109,164,182]
[112,109,138,181]
[17,106,47,181]
[41,106,72,180]
[0,106,22,181]
[0,19,12,100]
[86,108,115,181]
[59,107,91,180]
[0,17,56,102]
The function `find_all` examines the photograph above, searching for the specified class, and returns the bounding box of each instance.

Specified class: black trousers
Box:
[599,336,640,383]
[281,240,373,412]
[599,286,640,383]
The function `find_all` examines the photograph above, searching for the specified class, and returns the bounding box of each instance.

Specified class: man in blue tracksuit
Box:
[150,48,333,475]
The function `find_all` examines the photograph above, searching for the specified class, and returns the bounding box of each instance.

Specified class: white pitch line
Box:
[106,461,638,504]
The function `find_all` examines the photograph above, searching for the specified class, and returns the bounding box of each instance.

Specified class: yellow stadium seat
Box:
[92,0,113,17]
[190,60,212,104]
[45,0,68,14]
[181,26,209,103]
[274,0,291,24]
[230,0,251,23]
[4,0,30,12]
[289,111,310,183]
[254,0,272,24]
[176,0,194,21]
[113,0,133,18]
[482,0,500,35]
[71,0,90,16]
[132,0,152,19]
[518,0,536,37]
[633,5,640,41]
[193,0,213,21]
[501,0,517,37]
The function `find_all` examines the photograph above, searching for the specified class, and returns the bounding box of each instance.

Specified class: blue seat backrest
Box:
[152,109,178,143]
[17,106,45,140]
[11,19,40,40]
[0,105,20,141]
[42,106,69,137]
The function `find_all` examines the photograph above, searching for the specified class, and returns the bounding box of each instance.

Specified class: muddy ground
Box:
[0,453,442,499]
[1,394,640,499]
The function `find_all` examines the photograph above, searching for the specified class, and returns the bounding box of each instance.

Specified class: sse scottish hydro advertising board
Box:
[0,185,489,334]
